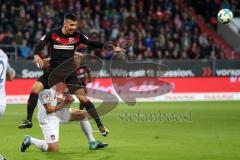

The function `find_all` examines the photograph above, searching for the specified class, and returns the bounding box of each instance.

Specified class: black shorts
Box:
[78,78,87,93]
[37,71,85,94]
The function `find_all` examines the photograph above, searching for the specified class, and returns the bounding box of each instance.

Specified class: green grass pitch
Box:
[0,101,240,160]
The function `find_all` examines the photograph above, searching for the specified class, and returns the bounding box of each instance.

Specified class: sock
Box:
[79,102,85,110]
[30,137,48,151]
[27,92,39,122]
[84,100,103,128]
[0,105,6,118]
[80,117,95,143]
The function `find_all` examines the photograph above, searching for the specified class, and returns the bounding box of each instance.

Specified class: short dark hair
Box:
[64,13,77,21]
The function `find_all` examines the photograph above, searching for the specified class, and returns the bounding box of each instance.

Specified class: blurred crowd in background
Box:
[0,0,239,60]
[188,0,240,30]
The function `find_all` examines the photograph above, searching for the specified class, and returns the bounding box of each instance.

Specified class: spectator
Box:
[13,31,24,45]
[1,31,14,45]
[144,32,154,50]
[221,0,231,9]
[0,0,230,60]
[181,31,191,50]
[19,39,31,59]
[14,7,26,31]
[110,24,119,40]
[188,41,200,59]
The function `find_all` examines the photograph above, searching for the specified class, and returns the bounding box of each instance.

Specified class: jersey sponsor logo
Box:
[43,93,51,102]
[53,45,74,50]
[50,135,55,140]
[52,33,79,45]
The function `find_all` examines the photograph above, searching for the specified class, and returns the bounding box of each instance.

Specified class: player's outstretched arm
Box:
[6,63,15,81]
[33,33,51,69]
[33,42,46,69]
[44,95,74,114]
[80,34,103,48]
[74,52,83,68]
[42,58,50,69]
[34,55,43,69]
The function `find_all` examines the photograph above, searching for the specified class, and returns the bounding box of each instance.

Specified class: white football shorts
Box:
[39,108,72,143]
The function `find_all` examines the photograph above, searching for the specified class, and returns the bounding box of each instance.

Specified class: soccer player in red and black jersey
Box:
[75,64,91,96]
[18,13,117,136]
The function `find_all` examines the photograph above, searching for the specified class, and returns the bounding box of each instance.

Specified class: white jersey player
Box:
[0,49,15,118]
[0,49,15,160]
[20,87,108,152]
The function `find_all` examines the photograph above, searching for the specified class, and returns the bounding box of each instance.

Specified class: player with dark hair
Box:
[18,13,118,136]
[20,86,107,152]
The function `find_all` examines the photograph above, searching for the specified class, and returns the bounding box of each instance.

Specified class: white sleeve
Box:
[39,90,52,104]
[6,63,15,76]
[6,63,11,73]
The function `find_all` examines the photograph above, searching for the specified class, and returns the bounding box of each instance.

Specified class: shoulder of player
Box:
[39,89,54,97]
[47,28,61,35]
[44,27,62,36]
[41,28,61,41]
[0,49,8,60]
[52,27,62,33]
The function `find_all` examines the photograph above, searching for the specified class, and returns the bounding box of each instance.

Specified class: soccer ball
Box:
[217,9,233,24]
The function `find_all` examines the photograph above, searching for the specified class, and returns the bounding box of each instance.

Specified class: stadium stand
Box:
[0,0,238,60]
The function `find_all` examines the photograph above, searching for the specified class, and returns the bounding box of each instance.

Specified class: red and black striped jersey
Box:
[33,27,103,71]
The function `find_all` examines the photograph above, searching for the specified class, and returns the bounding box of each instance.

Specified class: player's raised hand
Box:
[113,46,124,52]
[42,58,50,69]
[34,55,44,69]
